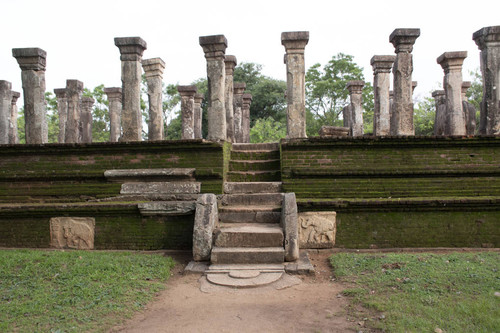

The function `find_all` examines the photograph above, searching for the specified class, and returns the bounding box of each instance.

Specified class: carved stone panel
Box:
[50,217,95,250]
[298,212,336,248]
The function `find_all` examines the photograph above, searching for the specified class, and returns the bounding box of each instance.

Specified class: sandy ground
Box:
[111,251,356,333]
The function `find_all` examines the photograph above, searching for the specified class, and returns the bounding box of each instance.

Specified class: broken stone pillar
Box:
[371,55,395,136]
[9,91,20,144]
[12,48,48,144]
[0,81,12,144]
[342,105,351,129]
[346,80,364,136]
[65,80,84,143]
[199,35,227,141]
[54,88,67,143]
[224,55,237,142]
[432,90,446,136]
[114,37,147,141]
[389,90,394,133]
[178,85,197,140]
[389,29,420,135]
[242,93,253,143]
[193,93,204,139]
[473,26,500,135]
[282,31,309,138]
[233,82,246,143]
[142,58,165,141]
[80,96,94,143]
[103,87,122,142]
[437,51,468,135]
[193,193,218,261]
[461,81,477,135]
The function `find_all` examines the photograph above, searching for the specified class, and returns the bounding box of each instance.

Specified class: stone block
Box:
[120,182,201,194]
[281,192,299,261]
[50,217,95,250]
[138,201,196,216]
[298,212,336,248]
[318,126,349,137]
[193,193,218,261]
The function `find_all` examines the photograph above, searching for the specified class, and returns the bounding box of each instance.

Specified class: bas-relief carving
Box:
[299,212,336,248]
[50,217,95,250]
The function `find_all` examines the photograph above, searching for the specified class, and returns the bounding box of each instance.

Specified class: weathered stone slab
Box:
[281,192,299,261]
[138,201,196,216]
[318,126,349,137]
[50,217,95,249]
[193,193,218,261]
[104,168,195,182]
[298,211,336,248]
[206,271,283,288]
[120,182,201,194]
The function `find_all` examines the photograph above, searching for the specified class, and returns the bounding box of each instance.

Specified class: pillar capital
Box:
[199,35,227,59]
[66,79,84,91]
[194,93,204,103]
[81,96,95,108]
[461,81,472,96]
[0,80,12,92]
[114,37,147,61]
[390,28,420,53]
[281,31,309,54]
[177,85,198,97]
[142,58,165,78]
[233,82,246,94]
[224,55,237,75]
[370,55,396,74]
[473,26,500,51]
[437,51,467,73]
[12,47,46,71]
[346,80,364,94]
[432,90,445,98]
[11,91,20,104]
[412,81,418,92]
[54,88,66,99]
[103,87,122,99]
[242,93,253,103]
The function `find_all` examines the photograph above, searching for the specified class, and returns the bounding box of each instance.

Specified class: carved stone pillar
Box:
[461,81,477,135]
[178,85,197,140]
[282,31,309,138]
[233,82,246,143]
[437,51,467,135]
[12,48,48,144]
[9,91,20,144]
[432,90,446,136]
[473,26,500,135]
[242,93,253,143]
[115,37,147,141]
[199,35,227,141]
[103,87,122,142]
[0,80,12,144]
[371,55,395,136]
[193,93,204,139]
[224,55,237,142]
[65,80,84,143]
[389,29,420,135]
[142,58,165,141]
[80,97,94,143]
[54,88,67,143]
[346,81,364,136]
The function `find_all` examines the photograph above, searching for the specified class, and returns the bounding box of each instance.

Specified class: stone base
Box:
[318,126,349,137]
[205,263,284,288]
[284,250,315,275]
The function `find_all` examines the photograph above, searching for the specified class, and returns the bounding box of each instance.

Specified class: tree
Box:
[466,69,482,128]
[83,85,109,142]
[413,96,435,136]
[45,92,59,143]
[250,117,286,143]
[305,53,374,135]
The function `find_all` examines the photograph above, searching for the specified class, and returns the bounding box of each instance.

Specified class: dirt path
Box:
[112,251,356,333]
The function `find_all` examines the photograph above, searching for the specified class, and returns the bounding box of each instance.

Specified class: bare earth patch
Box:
[112,250,355,333]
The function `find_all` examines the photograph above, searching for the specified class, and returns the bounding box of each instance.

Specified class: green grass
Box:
[330,252,500,333]
[0,249,175,333]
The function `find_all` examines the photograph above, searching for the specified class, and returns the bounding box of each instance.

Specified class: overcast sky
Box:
[1,0,499,107]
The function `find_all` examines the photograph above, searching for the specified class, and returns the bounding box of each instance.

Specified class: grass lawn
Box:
[330,251,500,333]
[0,249,175,333]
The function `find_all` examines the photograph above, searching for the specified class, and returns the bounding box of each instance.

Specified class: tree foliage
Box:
[83,85,109,142]
[413,96,436,136]
[250,117,286,143]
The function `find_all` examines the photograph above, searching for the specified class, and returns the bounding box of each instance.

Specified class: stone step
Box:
[232,143,279,151]
[220,193,283,206]
[207,263,284,273]
[229,159,280,172]
[224,182,283,194]
[219,205,282,223]
[230,150,280,161]
[104,168,195,183]
[214,223,284,248]
[227,171,281,182]
[211,247,285,264]
[206,271,283,288]
[120,182,201,195]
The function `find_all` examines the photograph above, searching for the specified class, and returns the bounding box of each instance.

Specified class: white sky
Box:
[1,0,499,106]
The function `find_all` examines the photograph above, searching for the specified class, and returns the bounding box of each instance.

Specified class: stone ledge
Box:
[104,168,196,182]
[138,201,196,216]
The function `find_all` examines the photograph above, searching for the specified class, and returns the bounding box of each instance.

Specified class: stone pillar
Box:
[142,58,165,141]
[80,96,94,143]
[65,80,84,143]
[0,80,12,144]
[114,37,147,141]
[54,88,67,143]
[242,93,253,143]
[12,48,48,144]
[178,85,197,140]
[389,91,394,134]
[199,35,227,141]
[103,87,122,142]
[437,51,467,135]
[9,91,20,144]
[389,29,420,135]
[432,90,446,135]
[346,81,364,136]
[193,93,204,139]
[342,105,351,129]
[371,55,395,136]
[233,82,246,143]
[473,26,500,135]
[282,31,309,138]
[461,81,477,135]
[224,55,237,142]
